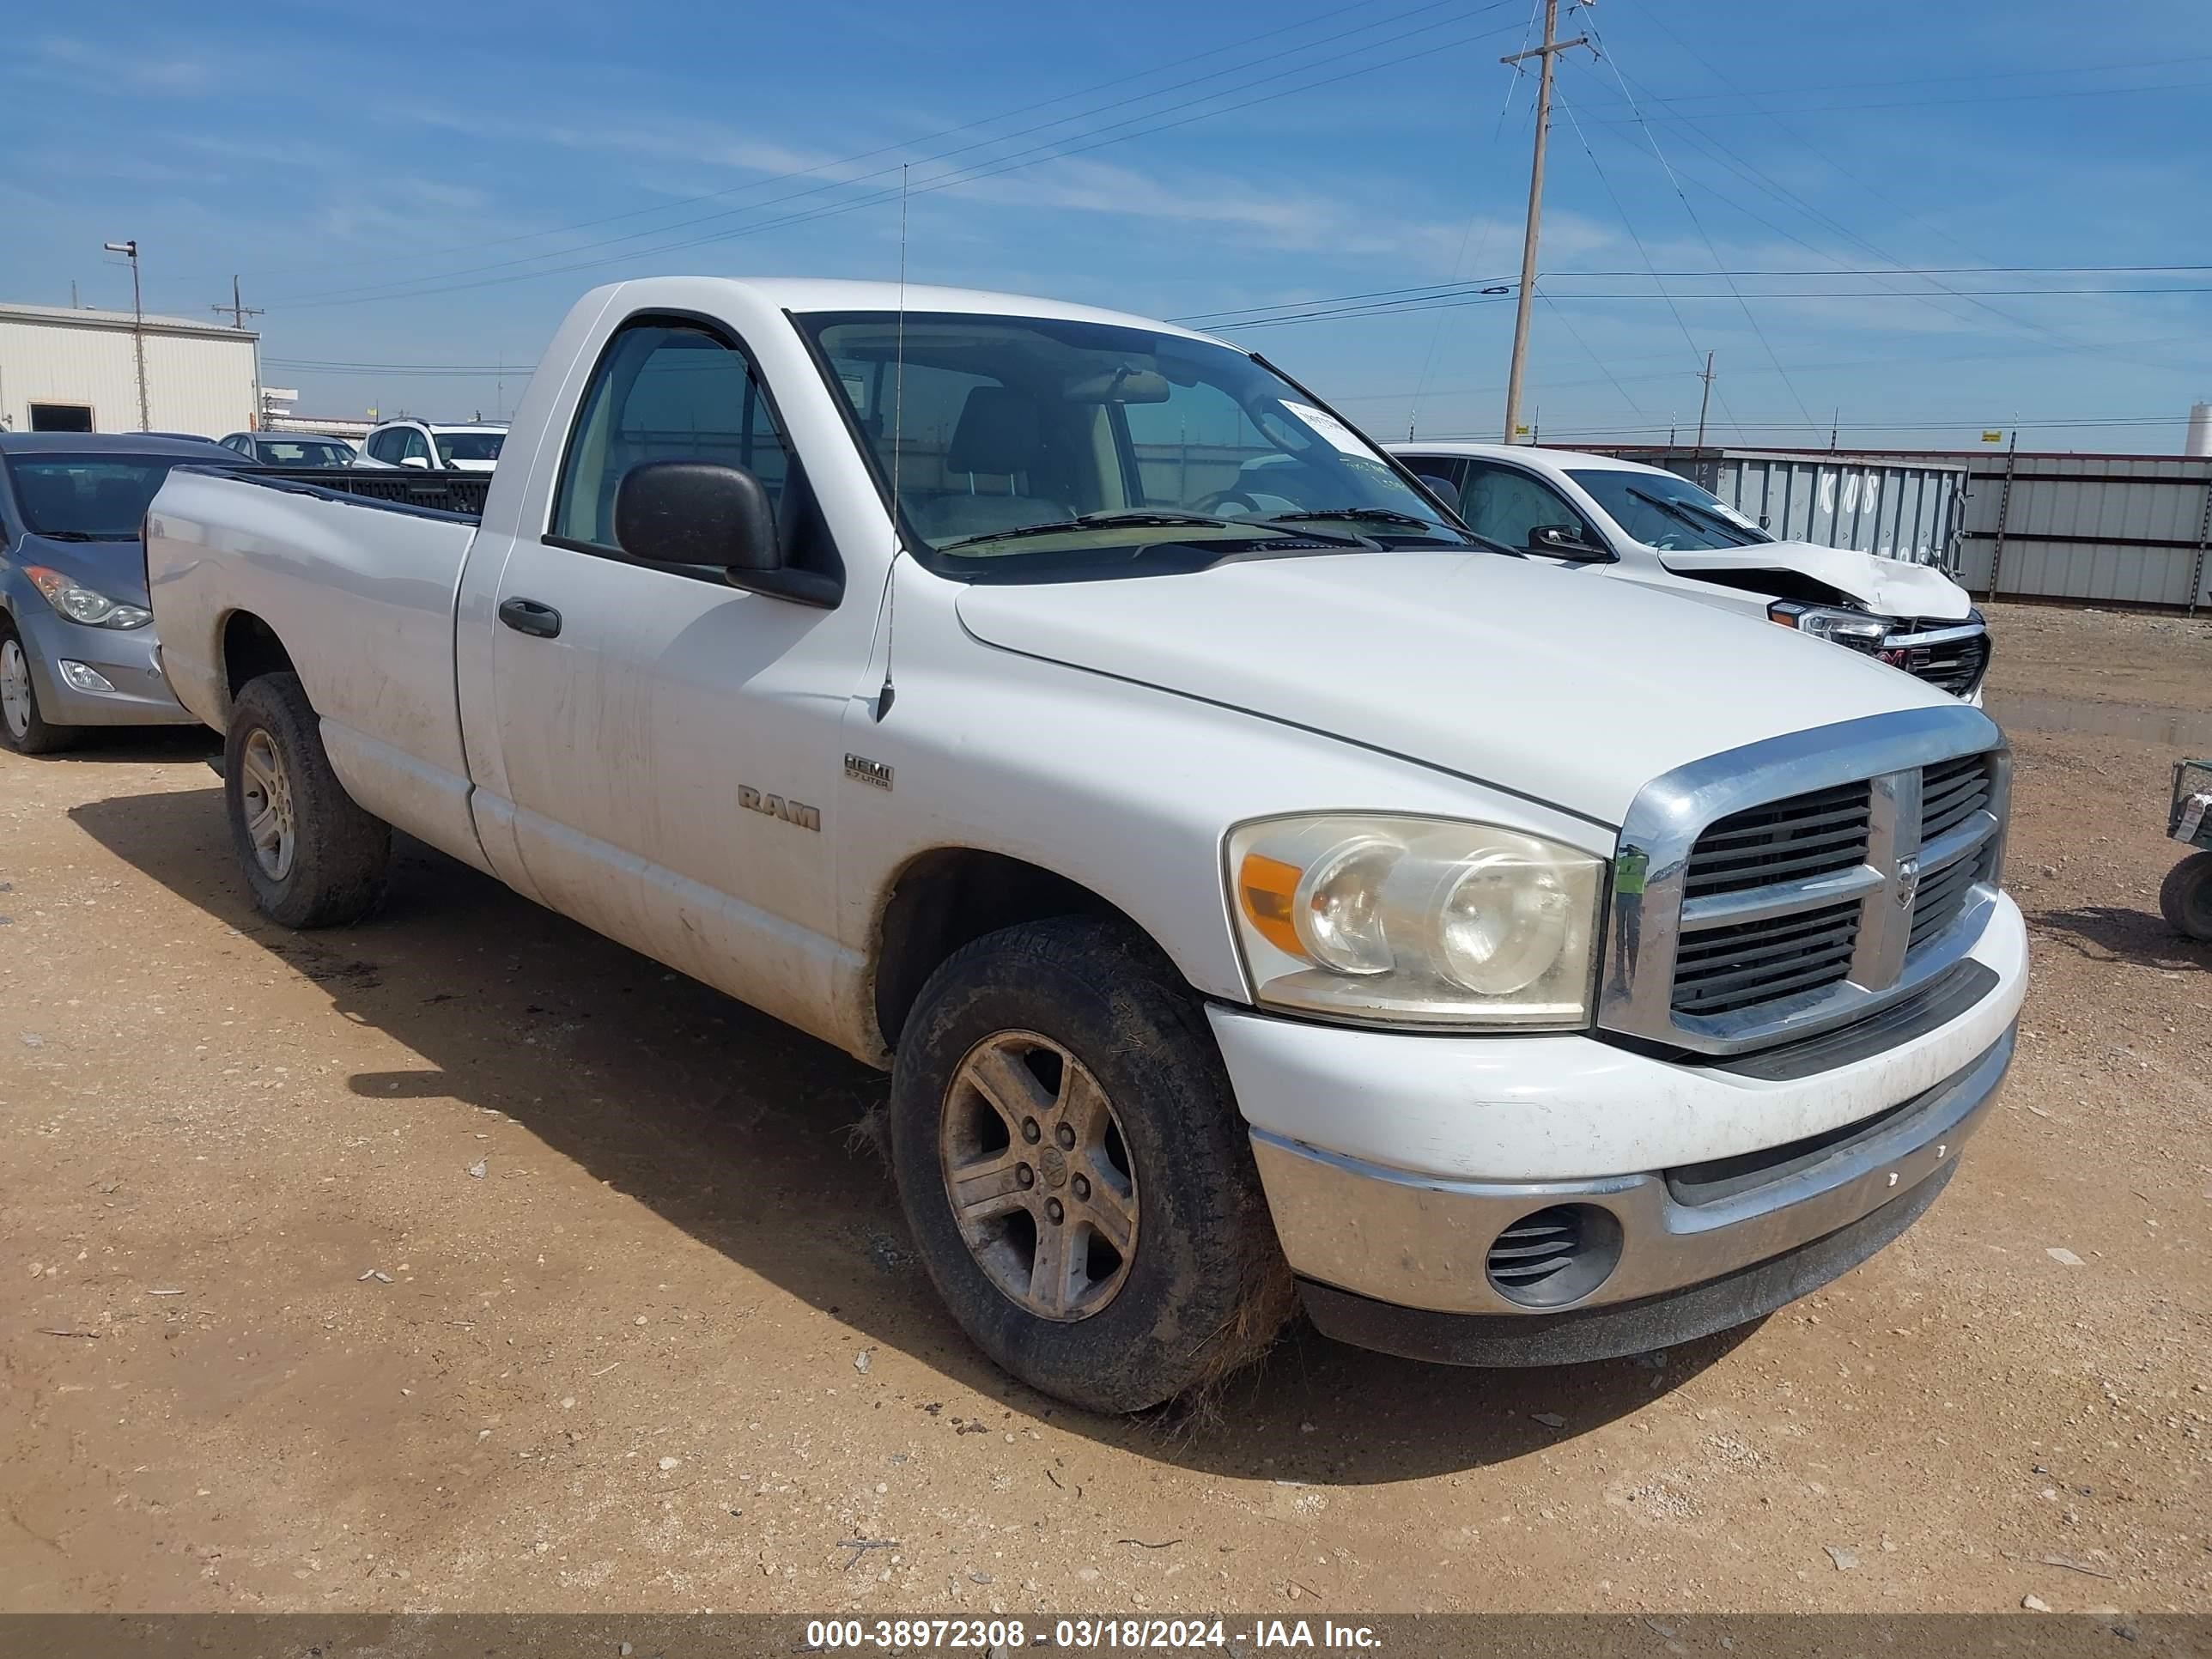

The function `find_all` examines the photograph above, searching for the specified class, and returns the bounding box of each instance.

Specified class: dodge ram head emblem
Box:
[1894,854,1921,908]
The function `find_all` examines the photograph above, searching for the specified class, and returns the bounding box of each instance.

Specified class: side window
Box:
[1457,461,1594,551]
[552,320,788,552]
[398,428,433,465]
[1401,453,1466,496]
[366,430,397,463]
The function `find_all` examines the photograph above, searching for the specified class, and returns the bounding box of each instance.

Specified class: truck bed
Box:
[147,465,485,872]
[218,465,489,522]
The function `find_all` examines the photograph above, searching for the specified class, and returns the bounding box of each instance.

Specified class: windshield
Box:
[799,311,1466,570]
[1566,467,1772,551]
[3,456,200,538]
[258,439,353,466]
[434,431,505,463]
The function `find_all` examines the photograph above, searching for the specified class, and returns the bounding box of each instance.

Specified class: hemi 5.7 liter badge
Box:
[844,754,894,790]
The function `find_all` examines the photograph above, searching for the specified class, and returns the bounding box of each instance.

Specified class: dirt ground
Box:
[2,600,2206,1617]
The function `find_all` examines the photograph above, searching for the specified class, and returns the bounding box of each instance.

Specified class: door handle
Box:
[498,597,562,639]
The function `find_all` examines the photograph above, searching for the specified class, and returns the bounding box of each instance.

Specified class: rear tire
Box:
[887,916,1295,1413]
[0,617,81,756]
[224,672,390,927]
[2160,849,2212,942]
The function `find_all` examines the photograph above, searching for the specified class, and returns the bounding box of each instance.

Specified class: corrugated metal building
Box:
[1580,441,2212,611]
[1952,451,2211,610]
[1578,446,1969,567]
[0,301,259,437]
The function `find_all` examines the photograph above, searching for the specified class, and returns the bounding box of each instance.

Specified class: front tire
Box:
[0,617,80,756]
[887,917,1294,1413]
[2160,849,2212,941]
[224,672,391,927]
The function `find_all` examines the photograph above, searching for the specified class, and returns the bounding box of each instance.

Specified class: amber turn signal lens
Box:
[1237,851,1304,957]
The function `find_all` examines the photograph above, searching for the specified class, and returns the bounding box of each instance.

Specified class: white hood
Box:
[445,457,499,473]
[955,550,1957,825]
[1656,540,1972,623]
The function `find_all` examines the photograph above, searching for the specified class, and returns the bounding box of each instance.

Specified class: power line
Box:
[1418,411,2199,439]
[1583,21,1814,430]
[1406,0,1541,439]
[1581,48,2212,110]
[1171,263,2212,325]
[268,0,1513,310]
[1576,21,2143,374]
[1210,284,2212,331]
[1547,76,1715,414]
[1580,76,2212,125]
[243,0,1393,283]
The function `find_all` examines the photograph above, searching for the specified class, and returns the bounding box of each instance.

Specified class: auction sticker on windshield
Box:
[1279,400,1374,458]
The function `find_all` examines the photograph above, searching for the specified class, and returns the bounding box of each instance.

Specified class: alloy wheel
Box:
[938,1030,1139,1322]
[238,727,297,880]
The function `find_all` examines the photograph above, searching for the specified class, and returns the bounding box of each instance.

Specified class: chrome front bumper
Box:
[1251,1024,2012,1324]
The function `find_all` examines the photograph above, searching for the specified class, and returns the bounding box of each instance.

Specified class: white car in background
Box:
[356,418,507,473]
[1390,441,1990,700]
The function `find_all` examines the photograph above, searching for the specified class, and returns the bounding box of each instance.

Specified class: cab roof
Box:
[1387,439,1673,477]
[594,276,1228,347]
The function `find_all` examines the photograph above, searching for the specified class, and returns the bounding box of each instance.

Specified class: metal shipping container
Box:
[1577,446,1969,568]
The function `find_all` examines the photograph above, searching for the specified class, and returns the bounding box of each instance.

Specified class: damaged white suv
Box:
[1392,441,1989,701]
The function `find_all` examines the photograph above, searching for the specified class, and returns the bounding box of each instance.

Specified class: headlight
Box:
[1766,599,1887,651]
[1227,815,1604,1028]
[23,566,152,629]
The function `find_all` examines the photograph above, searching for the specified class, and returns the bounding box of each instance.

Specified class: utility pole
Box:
[212,276,267,429]
[103,240,149,430]
[1829,407,1840,451]
[1693,351,1716,449]
[211,275,263,331]
[1499,0,1588,445]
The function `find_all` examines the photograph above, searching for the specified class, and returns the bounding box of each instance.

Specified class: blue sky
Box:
[9,0,2212,451]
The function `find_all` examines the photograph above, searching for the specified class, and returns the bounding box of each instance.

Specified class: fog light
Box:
[1486,1203,1623,1308]
[58,660,117,694]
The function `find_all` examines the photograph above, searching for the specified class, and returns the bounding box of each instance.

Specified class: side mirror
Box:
[1759,514,1771,531]
[617,460,781,574]
[399,454,430,470]
[1531,523,1601,556]
[1413,473,1460,502]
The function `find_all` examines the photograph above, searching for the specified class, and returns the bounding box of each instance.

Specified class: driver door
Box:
[475,314,866,1035]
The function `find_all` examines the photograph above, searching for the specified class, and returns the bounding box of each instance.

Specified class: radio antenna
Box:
[874,163,910,723]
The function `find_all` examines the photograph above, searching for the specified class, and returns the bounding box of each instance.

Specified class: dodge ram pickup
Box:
[146,277,2028,1413]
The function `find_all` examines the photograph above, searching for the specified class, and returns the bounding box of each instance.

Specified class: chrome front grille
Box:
[1920,753,1992,841]
[1601,708,2009,1055]
[1671,897,1862,1016]
[1682,781,1871,898]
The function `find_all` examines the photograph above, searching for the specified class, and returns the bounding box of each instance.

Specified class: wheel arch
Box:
[870,846,1186,1053]
[220,608,297,704]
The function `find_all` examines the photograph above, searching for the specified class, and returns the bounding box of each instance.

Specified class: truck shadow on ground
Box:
[70,782,1754,1485]
[49,727,220,764]
[2029,903,2209,972]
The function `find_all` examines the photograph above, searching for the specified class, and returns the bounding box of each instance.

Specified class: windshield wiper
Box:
[31,529,122,542]
[937,510,1355,552]
[1626,486,1760,548]
[1267,507,1444,532]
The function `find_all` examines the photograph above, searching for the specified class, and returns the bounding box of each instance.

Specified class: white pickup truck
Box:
[146,277,2027,1413]
[1389,441,1990,701]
